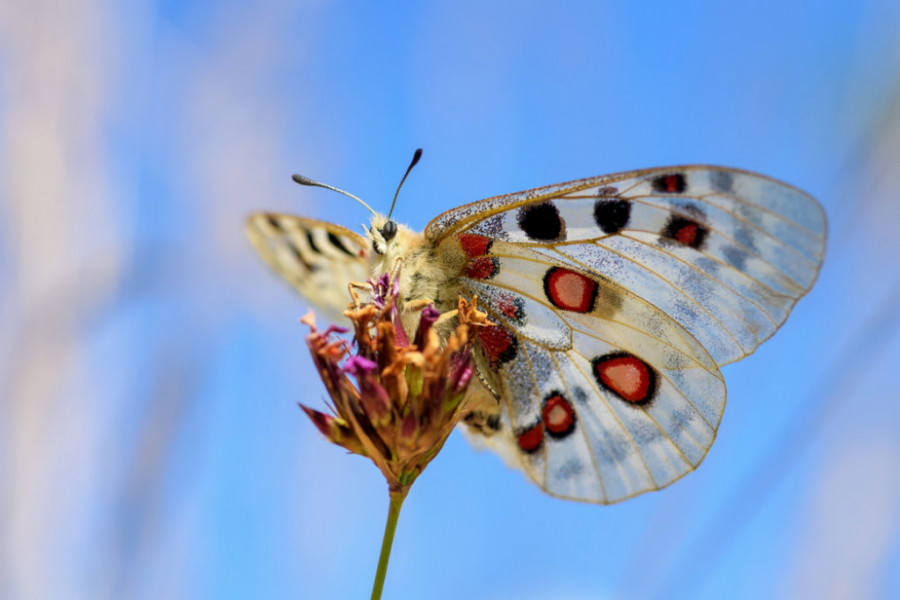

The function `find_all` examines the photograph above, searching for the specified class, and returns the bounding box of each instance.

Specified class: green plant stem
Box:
[371,487,408,600]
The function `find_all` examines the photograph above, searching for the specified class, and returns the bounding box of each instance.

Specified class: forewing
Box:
[246,213,371,321]
[429,166,826,365]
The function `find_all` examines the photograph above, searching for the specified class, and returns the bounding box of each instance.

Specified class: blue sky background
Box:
[3,1,900,599]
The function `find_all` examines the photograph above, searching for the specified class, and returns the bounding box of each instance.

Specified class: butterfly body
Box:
[363,219,460,335]
[248,165,825,504]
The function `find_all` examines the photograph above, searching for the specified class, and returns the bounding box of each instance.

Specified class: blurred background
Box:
[2,1,900,598]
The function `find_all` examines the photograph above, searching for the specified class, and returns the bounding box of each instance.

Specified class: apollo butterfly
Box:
[247,152,826,504]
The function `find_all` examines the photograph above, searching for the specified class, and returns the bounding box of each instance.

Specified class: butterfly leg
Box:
[435,309,458,328]
[347,281,371,308]
[389,257,403,281]
[402,297,459,326]
[404,298,432,311]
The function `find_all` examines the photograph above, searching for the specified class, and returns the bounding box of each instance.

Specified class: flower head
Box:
[300,272,489,492]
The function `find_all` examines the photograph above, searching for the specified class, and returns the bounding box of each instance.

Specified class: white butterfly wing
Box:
[246,214,372,322]
[429,166,826,366]
[429,166,825,503]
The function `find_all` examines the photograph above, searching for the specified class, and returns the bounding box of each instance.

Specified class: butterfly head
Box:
[369,215,401,255]
[369,148,422,256]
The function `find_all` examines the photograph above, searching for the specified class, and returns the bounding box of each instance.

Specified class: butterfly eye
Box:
[380,220,398,242]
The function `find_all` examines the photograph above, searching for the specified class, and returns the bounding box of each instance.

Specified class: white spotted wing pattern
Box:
[248,165,826,504]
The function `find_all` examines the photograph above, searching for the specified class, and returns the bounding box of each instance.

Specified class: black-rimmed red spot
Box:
[465,256,499,280]
[592,352,657,405]
[517,422,544,453]
[594,199,631,234]
[542,392,576,438]
[652,173,687,194]
[543,267,598,313]
[495,292,525,323]
[662,214,709,250]
[517,202,565,241]
[458,233,492,257]
[478,324,518,367]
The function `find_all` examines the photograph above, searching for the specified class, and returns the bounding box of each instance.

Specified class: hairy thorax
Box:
[370,221,466,337]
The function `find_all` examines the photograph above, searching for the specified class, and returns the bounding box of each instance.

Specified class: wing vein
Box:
[612,233,781,329]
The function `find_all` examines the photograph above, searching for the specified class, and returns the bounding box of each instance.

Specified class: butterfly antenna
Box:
[292,174,377,216]
[387,148,422,221]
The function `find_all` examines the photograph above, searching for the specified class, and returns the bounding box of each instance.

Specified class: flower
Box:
[300,273,489,493]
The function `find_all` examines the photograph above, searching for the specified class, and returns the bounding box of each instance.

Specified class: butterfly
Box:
[247,152,826,504]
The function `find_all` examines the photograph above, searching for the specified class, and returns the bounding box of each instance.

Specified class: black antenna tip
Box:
[410,148,423,167]
[292,174,315,186]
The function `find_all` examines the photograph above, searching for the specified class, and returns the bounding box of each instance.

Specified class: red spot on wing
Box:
[664,175,681,192]
[674,223,699,246]
[544,267,597,313]
[465,256,499,279]
[459,233,492,257]
[517,423,544,453]
[662,215,708,249]
[593,353,656,404]
[495,291,525,323]
[478,324,518,366]
[542,393,575,437]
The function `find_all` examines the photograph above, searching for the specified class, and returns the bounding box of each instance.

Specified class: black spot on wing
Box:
[463,411,503,434]
[305,229,321,254]
[289,243,319,272]
[328,231,356,257]
[517,202,565,241]
[266,215,281,230]
[593,199,631,234]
